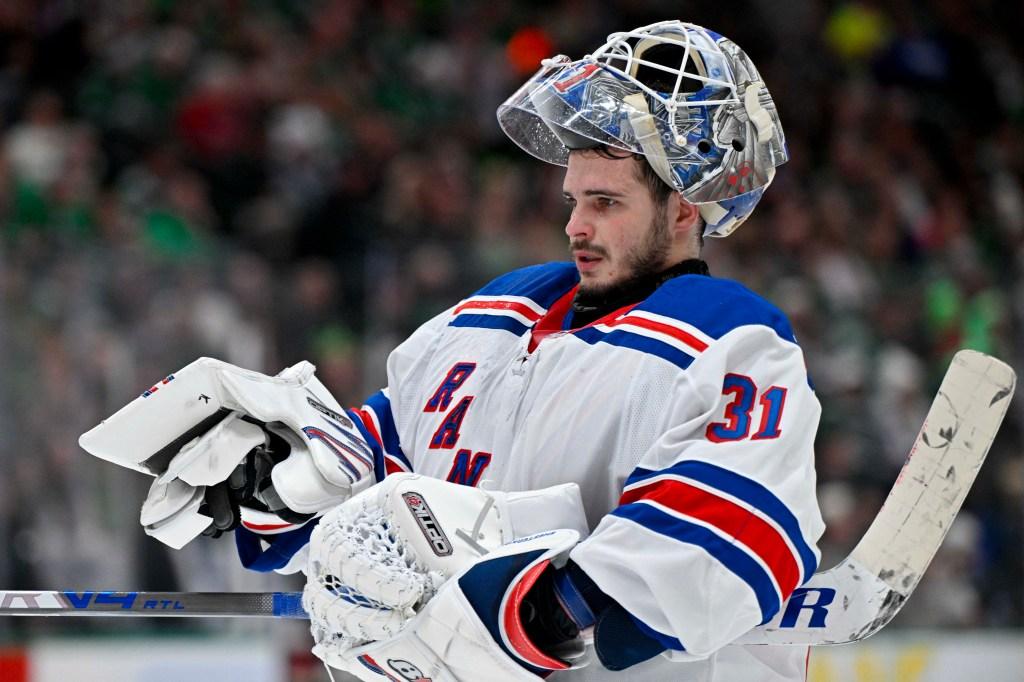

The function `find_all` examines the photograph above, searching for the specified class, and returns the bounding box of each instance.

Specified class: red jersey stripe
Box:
[454,299,543,321]
[608,314,709,352]
[620,479,799,598]
[383,456,409,475]
[352,407,384,447]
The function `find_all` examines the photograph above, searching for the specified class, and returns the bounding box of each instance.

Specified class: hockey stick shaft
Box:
[738,349,1015,644]
[1,351,1014,648]
[0,590,306,618]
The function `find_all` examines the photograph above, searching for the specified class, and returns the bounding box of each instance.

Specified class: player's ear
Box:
[670,194,701,247]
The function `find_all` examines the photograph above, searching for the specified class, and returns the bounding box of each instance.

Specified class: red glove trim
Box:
[502,559,571,671]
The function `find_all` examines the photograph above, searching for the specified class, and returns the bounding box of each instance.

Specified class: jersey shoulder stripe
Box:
[450,313,532,336]
[567,277,796,370]
[448,263,578,335]
[472,262,579,304]
[574,325,699,370]
[572,308,714,370]
[642,275,798,344]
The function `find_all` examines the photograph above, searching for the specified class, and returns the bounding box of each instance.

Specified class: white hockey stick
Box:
[0,351,1014,647]
[738,349,1015,644]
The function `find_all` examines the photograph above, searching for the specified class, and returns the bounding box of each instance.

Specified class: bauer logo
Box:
[401,492,453,557]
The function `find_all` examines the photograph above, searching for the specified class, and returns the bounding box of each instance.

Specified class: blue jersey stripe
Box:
[349,391,412,482]
[626,461,818,581]
[235,521,317,573]
[628,612,686,652]
[612,503,780,623]
[449,314,530,336]
[466,266,801,351]
[574,327,697,371]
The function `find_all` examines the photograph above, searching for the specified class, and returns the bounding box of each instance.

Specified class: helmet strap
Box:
[624,93,677,191]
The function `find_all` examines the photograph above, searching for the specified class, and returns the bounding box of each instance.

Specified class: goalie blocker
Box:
[79,358,376,560]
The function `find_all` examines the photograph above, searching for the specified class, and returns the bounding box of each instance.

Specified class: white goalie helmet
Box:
[497,21,788,237]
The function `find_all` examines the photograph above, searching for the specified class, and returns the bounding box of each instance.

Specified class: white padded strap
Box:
[743,80,774,143]
[624,92,676,189]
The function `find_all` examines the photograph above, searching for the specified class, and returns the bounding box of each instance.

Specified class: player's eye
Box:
[596,196,617,209]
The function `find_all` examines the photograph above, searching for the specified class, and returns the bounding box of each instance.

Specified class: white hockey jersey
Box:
[348,262,825,681]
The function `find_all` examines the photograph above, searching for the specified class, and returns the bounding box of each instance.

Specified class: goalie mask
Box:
[497,21,788,237]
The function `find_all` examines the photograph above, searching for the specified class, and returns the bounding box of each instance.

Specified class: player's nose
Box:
[564,208,593,240]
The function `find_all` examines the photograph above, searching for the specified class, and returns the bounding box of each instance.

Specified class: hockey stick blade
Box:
[737,349,1016,645]
[1,352,1015,650]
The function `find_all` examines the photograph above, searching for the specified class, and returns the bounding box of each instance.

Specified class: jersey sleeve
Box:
[347,306,457,480]
[568,322,825,660]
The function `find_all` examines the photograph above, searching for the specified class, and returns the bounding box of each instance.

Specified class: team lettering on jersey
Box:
[423,363,492,485]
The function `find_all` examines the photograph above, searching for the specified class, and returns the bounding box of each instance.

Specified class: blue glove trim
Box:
[553,561,616,628]
[235,520,318,572]
[552,566,596,628]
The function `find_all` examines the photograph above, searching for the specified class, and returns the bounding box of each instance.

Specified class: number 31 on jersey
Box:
[706,373,787,442]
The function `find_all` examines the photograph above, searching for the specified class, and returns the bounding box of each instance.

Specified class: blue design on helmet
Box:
[497,21,788,237]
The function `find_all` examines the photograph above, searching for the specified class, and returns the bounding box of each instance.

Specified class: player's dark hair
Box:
[590,145,674,206]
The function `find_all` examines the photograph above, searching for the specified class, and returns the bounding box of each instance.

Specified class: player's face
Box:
[563,151,676,297]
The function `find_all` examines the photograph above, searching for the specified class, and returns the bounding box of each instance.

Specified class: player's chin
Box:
[576,274,623,299]
[575,258,614,280]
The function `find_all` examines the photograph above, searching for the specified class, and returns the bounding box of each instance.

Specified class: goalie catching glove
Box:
[303,473,597,680]
[79,358,375,559]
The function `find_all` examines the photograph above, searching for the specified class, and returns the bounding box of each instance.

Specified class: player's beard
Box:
[573,201,672,302]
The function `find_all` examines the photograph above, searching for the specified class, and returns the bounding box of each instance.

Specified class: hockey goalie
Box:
[75,17,1016,682]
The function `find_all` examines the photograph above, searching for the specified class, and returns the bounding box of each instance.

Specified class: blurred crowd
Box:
[1,0,1022,646]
